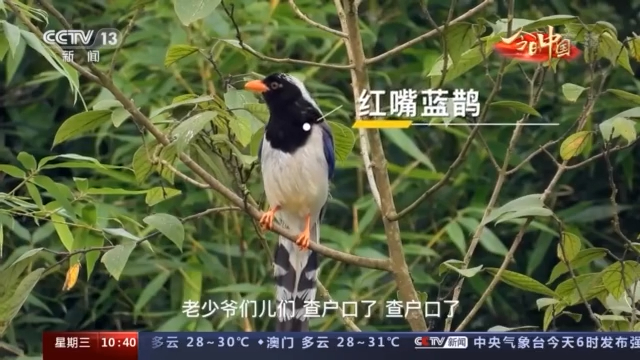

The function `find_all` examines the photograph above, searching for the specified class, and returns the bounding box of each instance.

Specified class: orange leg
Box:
[259,205,280,230]
[295,214,312,250]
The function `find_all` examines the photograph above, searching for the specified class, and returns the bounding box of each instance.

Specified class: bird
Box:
[244,73,335,331]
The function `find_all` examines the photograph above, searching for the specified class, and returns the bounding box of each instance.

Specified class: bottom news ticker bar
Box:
[43,331,640,360]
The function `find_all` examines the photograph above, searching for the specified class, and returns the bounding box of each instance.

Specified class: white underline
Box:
[411,123,559,126]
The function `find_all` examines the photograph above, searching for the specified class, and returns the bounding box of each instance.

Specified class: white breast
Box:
[261,125,329,225]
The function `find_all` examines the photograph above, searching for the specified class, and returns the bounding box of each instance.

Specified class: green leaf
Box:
[32,176,76,220]
[597,32,633,74]
[93,99,123,110]
[5,36,25,84]
[606,89,640,105]
[10,248,44,265]
[559,131,591,160]
[0,268,44,337]
[328,121,356,162]
[53,111,112,147]
[599,117,637,143]
[111,108,131,128]
[173,0,221,26]
[428,45,492,85]
[244,103,269,123]
[440,260,483,278]
[1,21,21,57]
[489,101,541,117]
[101,240,137,280]
[444,220,466,254]
[494,207,554,224]
[561,83,586,102]
[0,36,8,61]
[611,107,640,119]
[536,297,560,310]
[16,152,36,171]
[164,44,199,67]
[444,23,481,64]
[20,31,81,102]
[50,214,74,251]
[143,213,185,250]
[171,111,216,152]
[547,248,607,284]
[224,89,258,147]
[103,228,141,241]
[134,271,172,318]
[555,273,603,305]
[38,153,106,169]
[0,164,26,178]
[629,38,640,61]
[132,142,155,183]
[381,128,435,170]
[486,268,558,297]
[145,187,182,206]
[601,261,640,299]
[483,194,549,225]
[83,232,104,279]
[557,232,581,262]
[73,178,89,192]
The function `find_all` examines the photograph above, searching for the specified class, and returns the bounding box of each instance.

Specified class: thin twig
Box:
[603,143,639,254]
[366,0,494,64]
[107,7,142,76]
[566,139,638,170]
[288,0,347,38]
[220,0,353,70]
[419,0,457,89]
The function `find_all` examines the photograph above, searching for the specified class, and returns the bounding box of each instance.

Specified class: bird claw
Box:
[259,208,277,230]
[295,230,311,250]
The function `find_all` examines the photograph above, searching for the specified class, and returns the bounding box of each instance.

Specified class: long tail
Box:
[273,220,319,331]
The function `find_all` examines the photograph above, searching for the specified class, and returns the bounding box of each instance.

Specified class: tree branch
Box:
[221,0,353,70]
[334,0,427,331]
[288,0,347,38]
[13,0,391,273]
[365,0,494,64]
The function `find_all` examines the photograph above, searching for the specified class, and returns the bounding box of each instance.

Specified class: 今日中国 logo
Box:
[493,25,581,62]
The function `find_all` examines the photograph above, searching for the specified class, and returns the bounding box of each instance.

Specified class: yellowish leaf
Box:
[559,131,591,160]
[62,262,81,291]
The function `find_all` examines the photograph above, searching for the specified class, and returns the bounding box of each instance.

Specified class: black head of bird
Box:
[244,73,321,120]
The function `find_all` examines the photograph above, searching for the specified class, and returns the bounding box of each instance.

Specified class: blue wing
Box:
[320,121,335,180]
